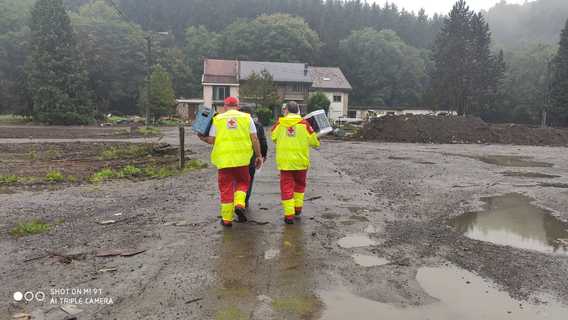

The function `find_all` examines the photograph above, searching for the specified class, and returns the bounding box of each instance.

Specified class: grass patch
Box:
[0,114,30,125]
[89,168,115,183]
[0,175,19,184]
[138,127,161,136]
[183,159,208,172]
[27,146,38,161]
[99,144,153,160]
[215,306,247,320]
[117,165,142,178]
[45,148,61,160]
[143,165,176,178]
[10,219,50,237]
[45,170,64,183]
[272,296,321,317]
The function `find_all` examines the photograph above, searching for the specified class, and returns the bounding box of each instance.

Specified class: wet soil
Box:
[361,115,568,146]
[0,125,156,139]
[502,171,561,179]
[1,136,568,319]
[0,142,183,193]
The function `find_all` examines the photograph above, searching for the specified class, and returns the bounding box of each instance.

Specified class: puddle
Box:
[447,153,553,167]
[450,193,568,255]
[364,224,376,233]
[502,171,560,179]
[319,264,568,319]
[388,156,412,160]
[539,182,568,189]
[264,249,280,260]
[476,155,553,167]
[337,234,377,248]
[352,254,389,267]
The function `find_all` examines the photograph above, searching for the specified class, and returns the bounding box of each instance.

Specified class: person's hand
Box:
[255,156,264,170]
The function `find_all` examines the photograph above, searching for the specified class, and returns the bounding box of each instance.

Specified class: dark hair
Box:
[286,101,299,114]
[240,106,253,115]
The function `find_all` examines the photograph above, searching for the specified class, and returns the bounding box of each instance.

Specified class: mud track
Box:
[1,134,568,319]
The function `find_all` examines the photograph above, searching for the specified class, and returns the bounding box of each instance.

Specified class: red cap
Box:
[224,96,239,107]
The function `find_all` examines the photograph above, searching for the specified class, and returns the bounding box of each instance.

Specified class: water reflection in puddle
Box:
[352,254,389,267]
[319,264,568,320]
[337,235,377,248]
[451,193,568,255]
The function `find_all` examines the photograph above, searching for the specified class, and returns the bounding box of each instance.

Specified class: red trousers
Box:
[280,170,307,216]
[218,166,250,208]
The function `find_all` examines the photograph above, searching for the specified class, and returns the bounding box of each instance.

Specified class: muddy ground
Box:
[361,115,568,146]
[1,129,568,319]
[0,125,158,140]
[0,142,192,194]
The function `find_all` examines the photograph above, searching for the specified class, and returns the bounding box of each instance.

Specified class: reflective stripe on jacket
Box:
[271,113,320,171]
[211,110,254,169]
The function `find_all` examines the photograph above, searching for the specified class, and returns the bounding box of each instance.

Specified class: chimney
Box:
[304,63,309,76]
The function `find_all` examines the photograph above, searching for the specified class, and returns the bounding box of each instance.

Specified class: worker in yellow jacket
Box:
[199,97,263,227]
[271,101,320,224]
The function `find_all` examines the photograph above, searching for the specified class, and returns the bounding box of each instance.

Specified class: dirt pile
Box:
[361,115,568,146]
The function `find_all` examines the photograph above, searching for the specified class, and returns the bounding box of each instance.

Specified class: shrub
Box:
[89,168,115,183]
[10,219,50,237]
[0,175,19,184]
[45,170,64,183]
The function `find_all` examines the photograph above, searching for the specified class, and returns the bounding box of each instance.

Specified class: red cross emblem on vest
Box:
[287,126,296,137]
[227,118,238,129]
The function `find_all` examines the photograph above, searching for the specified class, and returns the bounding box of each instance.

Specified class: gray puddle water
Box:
[319,264,568,319]
[451,193,568,255]
[337,234,377,248]
[351,254,389,267]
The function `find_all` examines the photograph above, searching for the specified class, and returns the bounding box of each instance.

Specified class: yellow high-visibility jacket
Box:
[211,109,253,169]
[271,113,320,171]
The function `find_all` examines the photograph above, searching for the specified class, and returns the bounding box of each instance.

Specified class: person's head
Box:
[221,96,239,112]
[284,101,299,115]
[240,106,253,116]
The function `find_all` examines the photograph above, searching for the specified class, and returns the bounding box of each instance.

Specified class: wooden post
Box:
[179,126,185,169]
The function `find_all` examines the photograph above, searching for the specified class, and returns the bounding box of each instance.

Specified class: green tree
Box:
[140,65,176,121]
[431,0,504,116]
[222,14,322,63]
[184,25,221,97]
[496,44,556,124]
[0,0,35,115]
[72,0,146,115]
[307,92,331,115]
[27,0,94,124]
[551,18,568,126]
[240,70,281,109]
[339,28,428,107]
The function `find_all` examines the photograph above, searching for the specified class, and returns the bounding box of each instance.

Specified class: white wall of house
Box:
[202,84,239,108]
[311,91,349,121]
[203,85,213,107]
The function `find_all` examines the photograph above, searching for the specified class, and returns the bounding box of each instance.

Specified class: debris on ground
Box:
[12,313,31,320]
[95,249,146,257]
[361,115,568,146]
[60,304,83,316]
[97,220,117,225]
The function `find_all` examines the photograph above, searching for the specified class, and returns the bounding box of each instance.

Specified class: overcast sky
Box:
[384,0,529,15]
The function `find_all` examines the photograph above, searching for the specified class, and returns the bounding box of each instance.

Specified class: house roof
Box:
[203,59,238,84]
[308,67,352,91]
[239,60,312,83]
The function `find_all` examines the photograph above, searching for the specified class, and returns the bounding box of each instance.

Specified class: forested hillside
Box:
[0,0,567,126]
[486,0,568,49]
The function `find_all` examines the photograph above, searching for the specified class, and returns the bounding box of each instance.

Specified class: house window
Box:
[333,95,342,102]
[213,86,230,101]
[291,83,307,93]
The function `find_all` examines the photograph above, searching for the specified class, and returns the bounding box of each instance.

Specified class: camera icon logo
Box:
[13,291,45,302]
